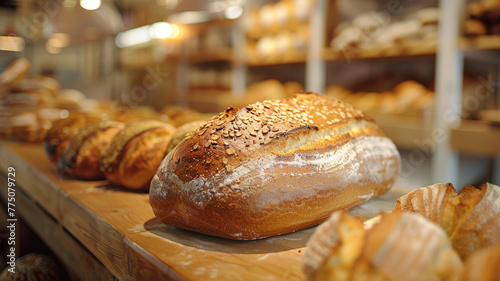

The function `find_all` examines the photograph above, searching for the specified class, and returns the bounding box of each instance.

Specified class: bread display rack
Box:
[0,140,405,280]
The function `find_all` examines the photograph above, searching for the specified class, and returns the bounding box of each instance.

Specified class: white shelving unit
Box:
[172,0,498,187]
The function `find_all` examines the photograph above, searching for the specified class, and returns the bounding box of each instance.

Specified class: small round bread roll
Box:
[44,112,100,168]
[463,19,487,36]
[60,120,124,180]
[100,120,176,190]
[0,58,30,88]
[458,244,500,281]
[55,89,86,110]
[304,211,463,281]
[165,120,206,155]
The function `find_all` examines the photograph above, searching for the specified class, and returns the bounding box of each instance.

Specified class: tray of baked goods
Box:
[1,58,499,280]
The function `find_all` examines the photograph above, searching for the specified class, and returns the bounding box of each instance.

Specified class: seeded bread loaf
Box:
[165,120,207,154]
[60,120,124,180]
[150,92,401,240]
[99,120,176,190]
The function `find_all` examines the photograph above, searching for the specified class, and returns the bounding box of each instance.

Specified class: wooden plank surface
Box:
[0,174,115,281]
[0,140,406,281]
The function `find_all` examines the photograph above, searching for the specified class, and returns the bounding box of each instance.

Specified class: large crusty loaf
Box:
[150,92,401,240]
[303,211,463,281]
[392,182,500,260]
[60,120,124,180]
[99,120,176,190]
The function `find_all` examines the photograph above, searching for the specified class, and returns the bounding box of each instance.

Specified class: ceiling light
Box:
[225,6,243,19]
[150,22,172,39]
[80,0,101,11]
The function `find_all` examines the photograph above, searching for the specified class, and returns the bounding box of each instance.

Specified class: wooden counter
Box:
[0,140,405,281]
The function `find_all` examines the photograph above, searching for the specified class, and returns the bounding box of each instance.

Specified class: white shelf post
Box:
[432,0,465,185]
[305,0,327,93]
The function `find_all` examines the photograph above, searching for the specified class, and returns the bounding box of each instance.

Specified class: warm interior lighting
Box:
[169,24,181,38]
[0,36,25,52]
[48,33,70,48]
[80,0,101,10]
[46,41,61,54]
[169,11,211,24]
[115,25,152,48]
[225,6,243,19]
[116,22,181,48]
[150,22,172,39]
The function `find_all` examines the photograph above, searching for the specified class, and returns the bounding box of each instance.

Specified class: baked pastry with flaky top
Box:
[392,182,500,260]
[150,92,401,240]
[303,211,463,281]
[60,120,124,180]
[100,120,176,190]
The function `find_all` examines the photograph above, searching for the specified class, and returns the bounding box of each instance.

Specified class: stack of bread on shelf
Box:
[463,0,500,37]
[304,182,500,281]
[245,0,311,61]
[0,58,103,142]
[325,80,434,117]
[330,7,439,58]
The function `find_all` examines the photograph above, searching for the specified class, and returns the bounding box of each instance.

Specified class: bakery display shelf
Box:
[322,46,436,63]
[245,51,307,66]
[450,119,500,156]
[0,140,406,281]
[186,49,234,63]
[370,114,434,152]
[458,35,500,51]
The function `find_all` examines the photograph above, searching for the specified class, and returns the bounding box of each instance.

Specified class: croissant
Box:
[393,183,500,260]
[303,211,462,281]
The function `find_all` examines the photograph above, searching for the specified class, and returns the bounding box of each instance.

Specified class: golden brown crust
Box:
[150,93,401,240]
[100,120,176,189]
[60,120,124,180]
[43,113,100,166]
[458,244,500,281]
[393,182,500,260]
[165,120,206,154]
[304,212,463,281]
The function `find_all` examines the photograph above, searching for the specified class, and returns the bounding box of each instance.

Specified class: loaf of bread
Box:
[458,244,500,281]
[165,120,206,154]
[150,93,401,240]
[99,120,175,190]
[392,182,500,260]
[303,211,463,281]
[60,120,124,180]
[44,113,100,168]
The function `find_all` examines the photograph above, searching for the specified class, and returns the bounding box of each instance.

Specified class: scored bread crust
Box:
[44,113,100,166]
[60,120,124,180]
[100,120,176,190]
[393,182,500,260]
[150,93,401,240]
